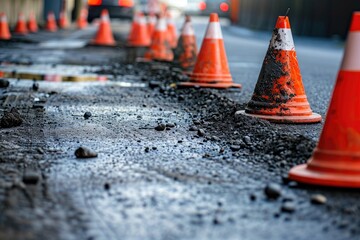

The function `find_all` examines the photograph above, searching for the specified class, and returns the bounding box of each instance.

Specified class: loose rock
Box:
[0,108,23,128]
[0,79,9,88]
[264,183,282,199]
[75,147,98,158]
[32,82,39,91]
[22,171,40,185]
[281,202,296,213]
[84,112,92,119]
[311,194,327,205]
[197,129,205,137]
[155,123,166,131]
[230,145,241,151]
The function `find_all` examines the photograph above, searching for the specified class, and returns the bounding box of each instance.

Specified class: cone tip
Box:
[350,12,360,32]
[101,9,109,16]
[209,13,219,22]
[275,16,291,29]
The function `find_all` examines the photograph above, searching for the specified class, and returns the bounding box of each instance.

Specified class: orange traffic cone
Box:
[59,10,69,29]
[144,15,173,61]
[166,12,177,48]
[27,12,38,33]
[46,12,58,32]
[127,12,151,47]
[91,9,116,46]
[178,13,240,89]
[77,9,88,29]
[14,13,28,35]
[289,12,360,188]
[174,15,197,70]
[240,16,321,123]
[147,13,157,37]
[0,13,11,40]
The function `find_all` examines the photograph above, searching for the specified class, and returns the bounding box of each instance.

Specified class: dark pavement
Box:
[0,17,359,240]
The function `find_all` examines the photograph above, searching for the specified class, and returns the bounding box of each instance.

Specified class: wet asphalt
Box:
[0,17,359,240]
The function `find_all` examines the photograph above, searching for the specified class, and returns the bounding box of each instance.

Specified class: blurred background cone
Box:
[166,12,177,48]
[59,10,69,29]
[45,12,58,32]
[0,13,11,40]
[240,16,321,123]
[144,15,173,61]
[288,12,360,188]
[127,12,151,47]
[77,9,88,29]
[27,12,38,33]
[14,13,28,35]
[173,15,197,71]
[178,13,240,89]
[91,9,116,46]
[147,13,157,37]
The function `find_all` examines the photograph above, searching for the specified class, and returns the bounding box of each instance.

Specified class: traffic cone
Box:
[144,15,173,61]
[91,9,116,46]
[14,13,28,35]
[127,12,151,47]
[166,12,177,48]
[239,16,321,123]
[77,9,88,29]
[173,15,197,71]
[0,13,11,40]
[45,12,58,32]
[288,12,360,187]
[178,13,240,89]
[59,10,69,29]
[27,12,38,33]
[148,13,157,37]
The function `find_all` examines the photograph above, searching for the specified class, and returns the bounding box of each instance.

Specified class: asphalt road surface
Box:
[0,16,358,240]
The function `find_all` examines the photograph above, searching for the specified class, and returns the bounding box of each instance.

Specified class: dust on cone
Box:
[178,13,240,89]
[144,15,173,61]
[27,12,38,33]
[173,15,197,70]
[147,13,157,37]
[14,13,28,35]
[59,10,69,29]
[127,12,151,47]
[166,12,177,48]
[0,13,11,40]
[289,12,360,187]
[46,12,58,32]
[77,9,88,29]
[91,9,116,46]
[240,16,321,123]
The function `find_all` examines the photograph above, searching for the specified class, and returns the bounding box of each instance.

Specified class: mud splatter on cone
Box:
[289,12,360,187]
[0,13,11,40]
[144,15,173,61]
[240,15,321,123]
[173,15,197,71]
[91,9,116,46]
[178,13,240,89]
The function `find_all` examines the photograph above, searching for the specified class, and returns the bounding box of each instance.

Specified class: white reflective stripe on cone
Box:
[148,16,157,24]
[156,18,167,31]
[182,22,194,36]
[137,16,147,25]
[101,15,110,22]
[204,22,223,39]
[341,32,360,71]
[270,28,295,51]
[0,15,7,22]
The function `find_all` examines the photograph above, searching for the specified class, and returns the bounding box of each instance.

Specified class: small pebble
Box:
[310,194,327,205]
[75,147,98,158]
[197,129,205,137]
[22,171,40,185]
[281,202,296,213]
[166,123,175,128]
[189,126,198,131]
[84,112,92,119]
[32,82,39,91]
[230,145,241,151]
[264,183,282,199]
[0,79,9,88]
[155,123,166,131]
[104,183,110,190]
